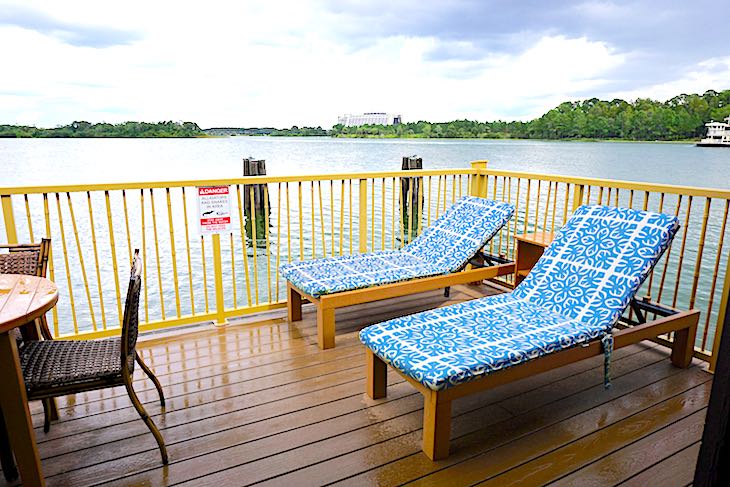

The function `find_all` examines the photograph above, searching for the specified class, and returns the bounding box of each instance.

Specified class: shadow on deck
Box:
[1,284,712,486]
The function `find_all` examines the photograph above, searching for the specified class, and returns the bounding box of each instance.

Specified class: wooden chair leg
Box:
[0,408,19,482]
[671,318,698,368]
[366,349,387,399]
[136,353,166,407]
[123,373,168,465]
[287,283,303,322]
[422,392,452,461]
[317,307,336,350]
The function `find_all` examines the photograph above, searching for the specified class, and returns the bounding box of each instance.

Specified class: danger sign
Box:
[197,186,232,234]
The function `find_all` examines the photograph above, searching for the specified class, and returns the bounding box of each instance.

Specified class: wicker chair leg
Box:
[40,397,59,433]
[0,411,19,482]
[136,353,165,407]
[123,375,168,464]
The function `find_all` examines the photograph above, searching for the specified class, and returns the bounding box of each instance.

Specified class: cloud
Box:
[0,4,140,48]
[0,0,727,128]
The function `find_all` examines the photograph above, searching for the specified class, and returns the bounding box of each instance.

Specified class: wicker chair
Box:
[18,250,168,464]
[0,239,52,481]
[0,239,52,339]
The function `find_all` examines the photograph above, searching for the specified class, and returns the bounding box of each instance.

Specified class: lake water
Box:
[2,137,729,188]
[2,137,730,343]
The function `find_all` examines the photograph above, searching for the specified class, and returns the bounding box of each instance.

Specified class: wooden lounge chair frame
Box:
[287,253,515,349]
[365,298,699,460]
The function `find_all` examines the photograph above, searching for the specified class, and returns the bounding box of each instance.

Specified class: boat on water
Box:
[697,116,730,147]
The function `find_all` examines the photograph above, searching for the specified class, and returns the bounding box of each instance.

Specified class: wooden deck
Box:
[1,284,712,486]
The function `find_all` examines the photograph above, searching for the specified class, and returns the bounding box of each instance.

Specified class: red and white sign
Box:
[197,185,232,234]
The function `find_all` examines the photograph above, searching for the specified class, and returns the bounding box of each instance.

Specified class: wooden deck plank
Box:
[474,382,711,486]
[548,409,706,486]
[618,442,700,487]
[0,284,711,487]
[156,347,683,486]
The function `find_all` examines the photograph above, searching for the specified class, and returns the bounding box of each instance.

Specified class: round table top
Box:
[0,274,58,334]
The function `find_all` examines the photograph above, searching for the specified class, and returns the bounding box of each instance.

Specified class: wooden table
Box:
[514,232,555,286]
[0,274,58,486]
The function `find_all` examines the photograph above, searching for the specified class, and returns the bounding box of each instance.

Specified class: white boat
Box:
[697,116,730,147]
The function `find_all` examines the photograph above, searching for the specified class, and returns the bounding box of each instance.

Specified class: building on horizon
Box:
[337,112,402,127]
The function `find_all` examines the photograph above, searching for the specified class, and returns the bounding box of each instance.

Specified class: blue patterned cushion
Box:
[280,196,514,297]
[359,205,679,391]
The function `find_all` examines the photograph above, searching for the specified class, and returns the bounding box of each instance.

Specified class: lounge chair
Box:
[359,205,699,460]
[281,196,516,349]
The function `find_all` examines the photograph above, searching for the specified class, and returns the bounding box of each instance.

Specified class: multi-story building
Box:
[337,112,402,127]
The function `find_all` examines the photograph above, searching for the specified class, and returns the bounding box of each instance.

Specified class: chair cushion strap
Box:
[601,332,614,390]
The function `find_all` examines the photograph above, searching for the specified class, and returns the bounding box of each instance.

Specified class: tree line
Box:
[0,121,203,138]
[1,89,728,140]
[326,89,730,141]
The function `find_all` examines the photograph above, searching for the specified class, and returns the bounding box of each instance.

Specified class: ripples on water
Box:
[1,137,729,342]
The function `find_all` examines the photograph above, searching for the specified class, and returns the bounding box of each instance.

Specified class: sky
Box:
[1,0,728,129]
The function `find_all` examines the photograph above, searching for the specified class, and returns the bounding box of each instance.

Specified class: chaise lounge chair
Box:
[281,196,516,349]
[359,205,699,460]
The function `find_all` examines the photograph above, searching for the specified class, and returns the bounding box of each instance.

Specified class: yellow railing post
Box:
[358,179,368,253]
[211,233,227,326]
[470,160,488,197]
[572,184,585,212]
[1,195,18,244]
[709,252,730,373]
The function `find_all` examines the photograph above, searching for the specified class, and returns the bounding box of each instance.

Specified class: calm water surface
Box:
[2,137,729,188]
[2,138,729,340]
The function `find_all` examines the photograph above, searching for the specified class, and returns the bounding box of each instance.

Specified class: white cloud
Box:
[0,0,725,128]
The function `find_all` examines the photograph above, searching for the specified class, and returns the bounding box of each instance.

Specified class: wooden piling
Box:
[243,158,269,247]
[401,156,423,243]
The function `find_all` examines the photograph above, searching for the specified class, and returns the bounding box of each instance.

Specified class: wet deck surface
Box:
[1,284,710,486]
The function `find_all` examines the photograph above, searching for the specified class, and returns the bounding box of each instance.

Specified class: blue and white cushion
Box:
[280,196,514,297]
[359,205,679,391]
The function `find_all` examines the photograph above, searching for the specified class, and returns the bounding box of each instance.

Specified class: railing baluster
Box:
[249,186,259,305]
[358,179,367,253]
[657,195,683,302]
[435,175,442,219]
[318,181,326,257]
[550,181,558,232]
[298,182,304,260]
[66,193,96,331]
[140,190,148,322]
[330,180,335,257]
[201,236,209,313]
[286,182,292,262]
[408,177,415,244]
[381,178,386,250]
[339,180,344,256]
[704,200,729,351]
[56,193,79,334]
[263,187,272,303]
[149,189,165,320]
[647,192,666,297]
[534,180,541,233]
[275,183,282,299]
[230,232,237,308]
[87,191,106,329]
[349,179,353,255]
[426,176,432,227]
[672,196,693,308]
[181,188,195,315]
[23,195,34,242]
[235,185,252,306]
[690,198,712,309]
[122,190,133,263]
[523,179,531,234]
[391,177,396,249]
[166,188,181,318]
[310,181,316,259]
[42,194,59,336]
[370,179,375,251]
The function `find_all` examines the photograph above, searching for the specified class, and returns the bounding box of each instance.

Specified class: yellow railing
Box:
[1,161,729,371]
